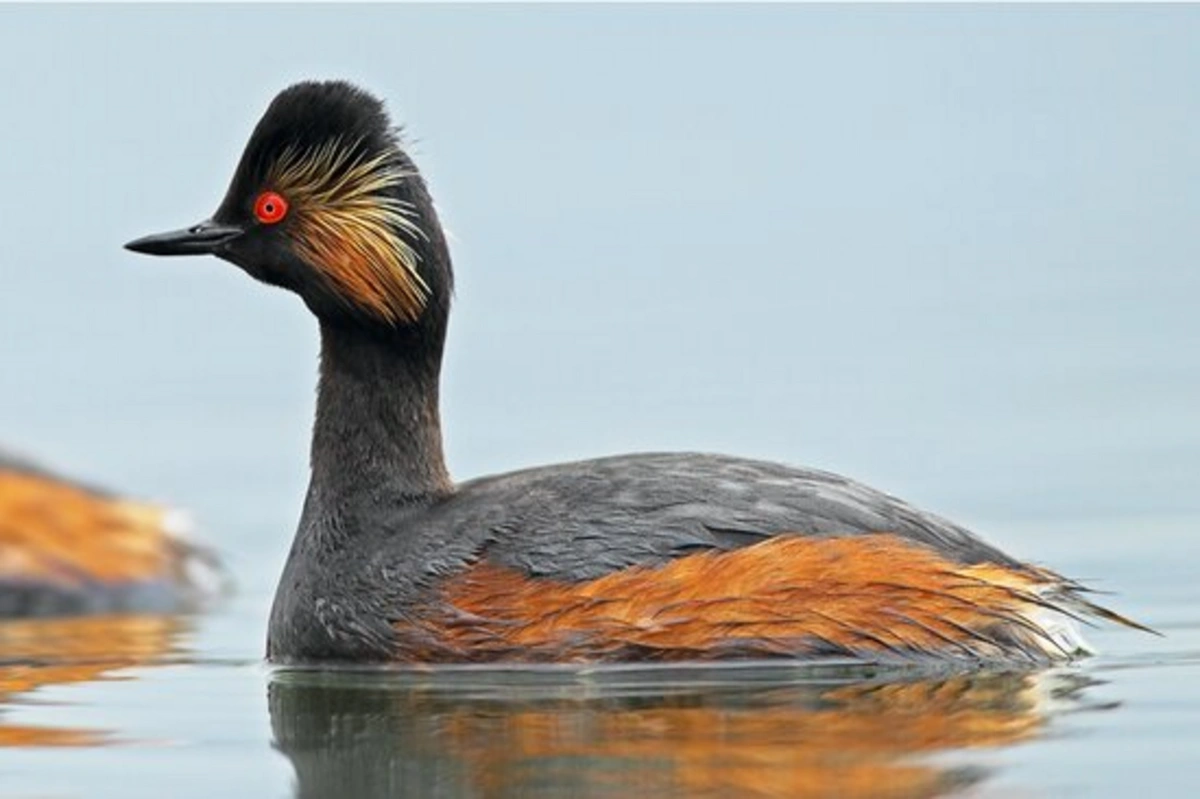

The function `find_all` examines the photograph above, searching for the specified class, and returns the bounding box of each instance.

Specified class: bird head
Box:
[126,81,451,328]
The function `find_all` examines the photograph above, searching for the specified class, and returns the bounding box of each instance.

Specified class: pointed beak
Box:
[124,221,244,256]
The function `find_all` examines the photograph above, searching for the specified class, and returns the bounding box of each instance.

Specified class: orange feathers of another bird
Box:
[0,466,222,613]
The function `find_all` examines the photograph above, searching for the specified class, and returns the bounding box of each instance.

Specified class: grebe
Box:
[126,81,1143,665]
[0,448,221,615]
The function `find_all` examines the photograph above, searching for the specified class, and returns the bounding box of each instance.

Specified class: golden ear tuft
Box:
[266,137,430,323]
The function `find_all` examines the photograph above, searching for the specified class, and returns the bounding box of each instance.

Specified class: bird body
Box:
[126,81,1143,665]
[267,451,1102,664]
[0,449,221,616]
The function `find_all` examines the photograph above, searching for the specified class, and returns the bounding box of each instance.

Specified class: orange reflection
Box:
[272,667,1097,799]
[0,614,184,747]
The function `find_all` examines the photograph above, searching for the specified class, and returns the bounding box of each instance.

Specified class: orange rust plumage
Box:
[0,470,171,585]
[404,534,1087,663]
[0,468,217,610]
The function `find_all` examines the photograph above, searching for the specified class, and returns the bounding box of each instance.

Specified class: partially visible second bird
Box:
[0,448,221,616]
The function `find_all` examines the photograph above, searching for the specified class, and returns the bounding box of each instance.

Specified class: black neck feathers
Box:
[310,314,452,516]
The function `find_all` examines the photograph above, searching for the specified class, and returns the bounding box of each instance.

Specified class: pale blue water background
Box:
[0,5,1197,797]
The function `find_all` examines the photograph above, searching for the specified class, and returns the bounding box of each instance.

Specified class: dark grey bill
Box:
[125,221,243,256]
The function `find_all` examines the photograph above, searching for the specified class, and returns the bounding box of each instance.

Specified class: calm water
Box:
[1,6,1198,798]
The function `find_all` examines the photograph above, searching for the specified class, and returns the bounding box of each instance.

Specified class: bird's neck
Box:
[307,317,452,519]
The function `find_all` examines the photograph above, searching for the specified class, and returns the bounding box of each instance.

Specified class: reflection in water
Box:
[270,665,1108,799]
[0,614,185,746]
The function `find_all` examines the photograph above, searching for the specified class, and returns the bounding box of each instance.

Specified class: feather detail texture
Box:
[266,136,428,323]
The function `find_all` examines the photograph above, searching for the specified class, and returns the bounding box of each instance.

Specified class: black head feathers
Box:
[216,81,399,219]
[129,80,452,327]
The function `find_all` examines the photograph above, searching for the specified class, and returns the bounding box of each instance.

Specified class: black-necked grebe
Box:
[0,449,221,615]
[126,81,1144,665]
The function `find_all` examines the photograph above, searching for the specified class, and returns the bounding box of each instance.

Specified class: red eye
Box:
[254,191,288,224]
